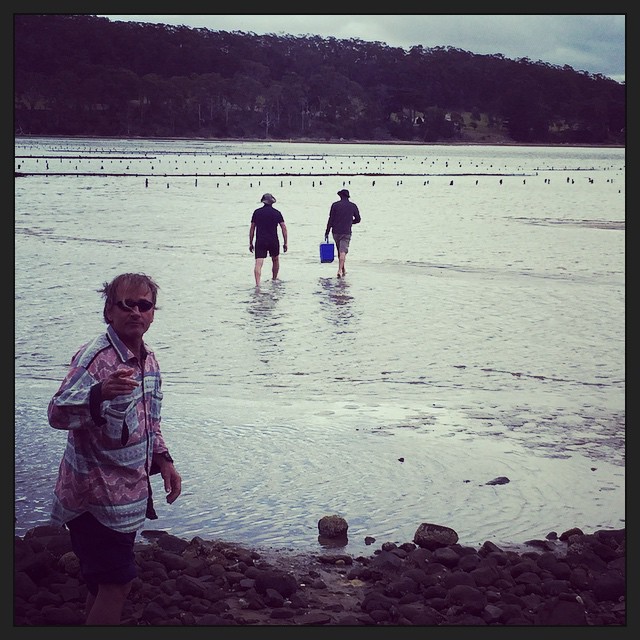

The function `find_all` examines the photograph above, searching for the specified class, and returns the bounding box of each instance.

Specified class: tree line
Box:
[14,14,625,145]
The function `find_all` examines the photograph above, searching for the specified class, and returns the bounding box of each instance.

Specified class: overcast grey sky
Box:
[98,14,626,83]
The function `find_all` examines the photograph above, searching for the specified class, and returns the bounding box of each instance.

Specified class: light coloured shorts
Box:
[332,233,352,254]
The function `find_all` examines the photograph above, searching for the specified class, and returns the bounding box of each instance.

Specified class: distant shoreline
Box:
[14,134,625,150]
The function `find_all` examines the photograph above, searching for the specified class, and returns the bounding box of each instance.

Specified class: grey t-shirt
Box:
[327,199,361,235]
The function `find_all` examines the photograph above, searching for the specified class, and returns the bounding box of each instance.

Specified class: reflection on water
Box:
[317,277,356,329]
[248,281,285,320]
[246,280,287,360]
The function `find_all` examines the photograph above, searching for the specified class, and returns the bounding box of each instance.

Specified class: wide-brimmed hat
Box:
[261,193,276,204]
[337,189,350,197]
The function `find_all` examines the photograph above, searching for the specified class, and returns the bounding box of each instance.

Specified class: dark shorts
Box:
[255,239,279,259]
[66,512,137,594]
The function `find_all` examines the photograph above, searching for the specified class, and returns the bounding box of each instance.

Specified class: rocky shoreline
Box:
[14,524,625,626]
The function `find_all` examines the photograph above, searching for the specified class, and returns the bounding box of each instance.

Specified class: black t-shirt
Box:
[251,205,284,243]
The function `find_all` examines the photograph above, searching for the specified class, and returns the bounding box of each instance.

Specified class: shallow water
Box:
[15,138,625,556]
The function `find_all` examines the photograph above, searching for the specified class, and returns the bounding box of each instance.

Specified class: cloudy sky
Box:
[98,14,626,83]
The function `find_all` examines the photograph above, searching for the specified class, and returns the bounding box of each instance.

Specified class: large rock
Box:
[253,569,298,597]
[413,523,459,550]
[317,515,348,538]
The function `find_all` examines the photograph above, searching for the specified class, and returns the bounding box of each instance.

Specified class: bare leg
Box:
[85,581,132,625]
[272,255,280,280]
[254,258,264,286]
[338,252,346,277]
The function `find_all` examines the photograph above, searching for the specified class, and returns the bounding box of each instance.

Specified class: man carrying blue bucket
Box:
[324,189,361,278]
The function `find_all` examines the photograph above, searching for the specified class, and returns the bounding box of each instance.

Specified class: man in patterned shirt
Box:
[48,273,182,625]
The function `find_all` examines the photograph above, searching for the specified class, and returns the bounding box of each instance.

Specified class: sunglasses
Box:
[115,299,154,313]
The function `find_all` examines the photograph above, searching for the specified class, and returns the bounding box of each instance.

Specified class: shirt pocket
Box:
[149,388,163,422]
[102,399,136,447]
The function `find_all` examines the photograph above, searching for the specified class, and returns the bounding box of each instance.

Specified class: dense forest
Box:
[14,14,626,145]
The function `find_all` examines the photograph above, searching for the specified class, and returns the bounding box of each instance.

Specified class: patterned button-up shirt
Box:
[49,324,168,532]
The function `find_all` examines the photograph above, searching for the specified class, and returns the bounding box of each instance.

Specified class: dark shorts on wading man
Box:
[254,239,280,259]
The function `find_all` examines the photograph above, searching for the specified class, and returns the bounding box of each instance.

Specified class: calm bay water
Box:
[15,138,625,556]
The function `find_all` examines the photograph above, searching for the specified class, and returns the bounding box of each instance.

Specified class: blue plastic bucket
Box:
[320,242,335,263]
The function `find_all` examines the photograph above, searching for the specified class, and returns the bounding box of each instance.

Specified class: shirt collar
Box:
[106,324,149,362]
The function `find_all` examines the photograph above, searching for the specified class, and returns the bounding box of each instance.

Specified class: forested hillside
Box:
[14,14,625,144]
